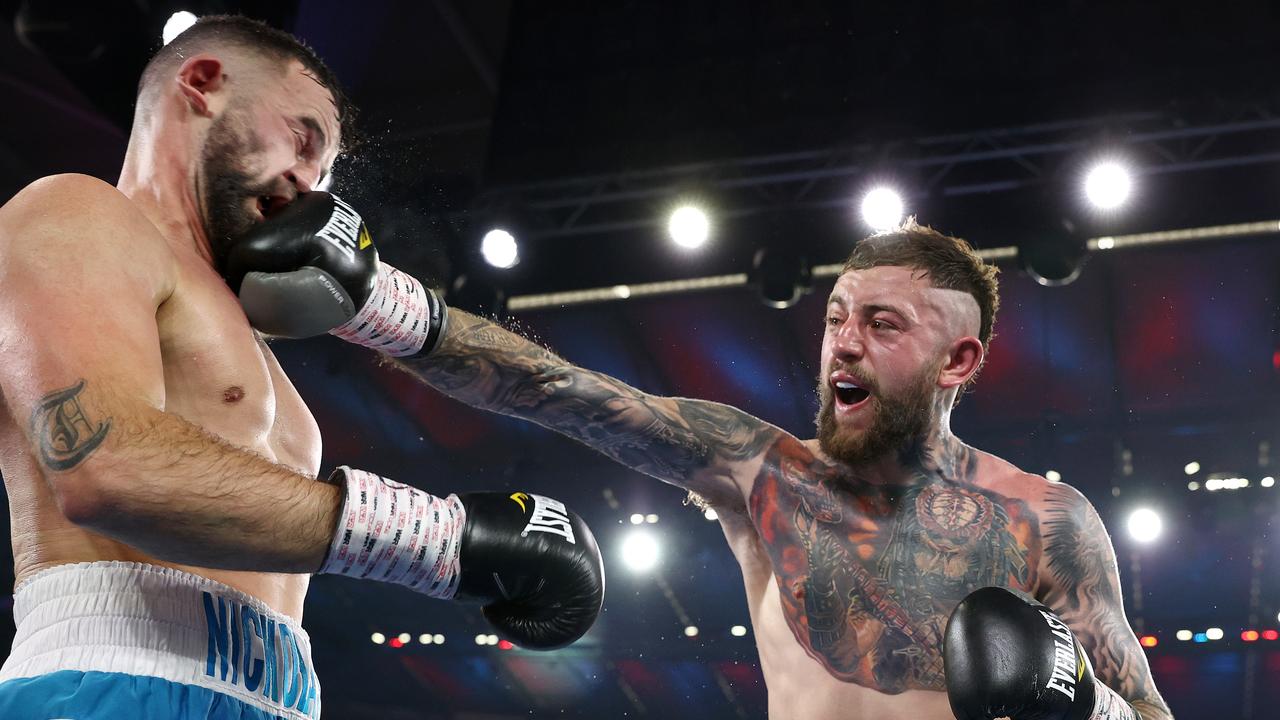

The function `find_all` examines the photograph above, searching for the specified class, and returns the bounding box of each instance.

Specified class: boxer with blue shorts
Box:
[0,563,320,719]
[0,15,603,718]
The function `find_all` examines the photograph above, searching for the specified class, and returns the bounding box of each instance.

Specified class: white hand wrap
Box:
[1088,682,1140,720]
[330,262,444,357]
[320,466,465,598]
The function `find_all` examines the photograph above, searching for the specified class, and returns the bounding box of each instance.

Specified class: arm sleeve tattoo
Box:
[394,310,780,497]
[1040,485,1174,719]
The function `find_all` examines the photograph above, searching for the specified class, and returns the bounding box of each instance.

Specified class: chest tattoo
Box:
[750,438,1041,693]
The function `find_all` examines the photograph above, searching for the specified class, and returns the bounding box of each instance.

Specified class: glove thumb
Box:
[239,267,357,338]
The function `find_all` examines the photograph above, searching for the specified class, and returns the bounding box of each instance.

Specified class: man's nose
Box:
[284,165,320,194]
[830,323,865,361]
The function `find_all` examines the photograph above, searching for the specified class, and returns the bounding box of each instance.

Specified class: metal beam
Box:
[473,106,1280,242]
[504,220,1280,311]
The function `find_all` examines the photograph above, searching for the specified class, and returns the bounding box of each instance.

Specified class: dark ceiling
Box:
[2,1,1280,718]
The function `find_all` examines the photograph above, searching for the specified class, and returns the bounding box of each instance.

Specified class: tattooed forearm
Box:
[1041,485,1173,719]
[396,310,780,491]
[29,379,112,471]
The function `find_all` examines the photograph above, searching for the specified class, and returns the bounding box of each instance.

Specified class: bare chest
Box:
[155,262,320,475]
[747,446,1042,694]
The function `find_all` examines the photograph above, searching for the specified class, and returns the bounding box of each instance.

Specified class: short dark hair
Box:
[138,14,357,152]
[842,218,1000,392]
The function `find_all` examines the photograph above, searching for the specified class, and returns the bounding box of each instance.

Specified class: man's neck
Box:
[116,107,214,265]
[819,412,976,488]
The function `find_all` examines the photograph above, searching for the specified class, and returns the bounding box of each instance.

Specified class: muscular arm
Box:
[0,175,340,572]
[395,309,781,505]
[1037,484,1172,719]
[25,381,341,572]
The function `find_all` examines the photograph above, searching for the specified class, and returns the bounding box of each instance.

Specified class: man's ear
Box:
[938,336,984,390]
[175,55,225,117]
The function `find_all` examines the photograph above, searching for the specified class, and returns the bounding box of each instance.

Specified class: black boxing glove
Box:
[318,467,604,651]
[455,491,606,650]
[944,587,1140,720]
[222,191,447,356]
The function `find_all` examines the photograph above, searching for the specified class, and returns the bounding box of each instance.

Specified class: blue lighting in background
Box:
[1203,652,1243,674]
[1193,633,1208,643]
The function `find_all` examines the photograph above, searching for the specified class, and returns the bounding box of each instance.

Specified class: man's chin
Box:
[819,443,861,467]
[817,426,872,466]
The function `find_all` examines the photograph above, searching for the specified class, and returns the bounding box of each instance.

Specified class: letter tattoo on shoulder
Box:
[29,379,111,471]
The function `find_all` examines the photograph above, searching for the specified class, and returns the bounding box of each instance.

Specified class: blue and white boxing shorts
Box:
[0,562,321,719]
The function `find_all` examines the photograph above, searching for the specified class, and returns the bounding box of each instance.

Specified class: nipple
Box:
[223,386,246,403]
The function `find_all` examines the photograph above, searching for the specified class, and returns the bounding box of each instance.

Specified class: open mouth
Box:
[255,193,293,220]
[830,373,872,409]
[258,195,282,218]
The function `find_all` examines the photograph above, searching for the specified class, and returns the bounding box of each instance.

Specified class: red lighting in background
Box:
[497,639,515,650]
[389,638,405,648]
[1263,630,1280,641]
[1242,630,1260,642]
[1273,350,1280,371]
[1139,635,1158,648]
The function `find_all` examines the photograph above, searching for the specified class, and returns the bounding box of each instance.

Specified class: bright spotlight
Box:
[1184,461,1201,475]
[1045,470,1062,483]
[481,229,519,269]
[1175,630,1192,641]
[629,513,645,525]
[645,513,659,524]
[1205,627,1224,641]
[1262,476,1275,488]
[621,529,660,572]
[397,633,411,644]
[860,187,904,231]
[371,632,385,645]
[684,625,699,638]
[433,634,445,644]
[1083,161,1132,210]
[1187,481,1200,491]
[419,634,433,645]
[703,508,718,521]
[730,625,748,637]
[162,11,198,45]
[1126,508,1163,544]
[668,206,710,249]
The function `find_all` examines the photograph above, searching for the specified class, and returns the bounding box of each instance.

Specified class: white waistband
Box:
[2,561,321,719]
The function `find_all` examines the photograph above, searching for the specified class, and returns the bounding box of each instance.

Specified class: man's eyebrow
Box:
[864,302,911,321]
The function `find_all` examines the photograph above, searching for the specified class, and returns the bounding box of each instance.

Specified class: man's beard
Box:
[815,363,938,467]
[199,109,274,271]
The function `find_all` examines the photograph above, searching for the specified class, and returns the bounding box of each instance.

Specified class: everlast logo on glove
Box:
[1039,609,1085,700]
[510,492,576,544]
[315,196,366,263]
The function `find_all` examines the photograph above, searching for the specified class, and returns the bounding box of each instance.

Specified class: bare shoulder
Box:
[963,449,1067,504]
[1,174,173,271]
[4,173,128,221]
[762,435,845,486]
